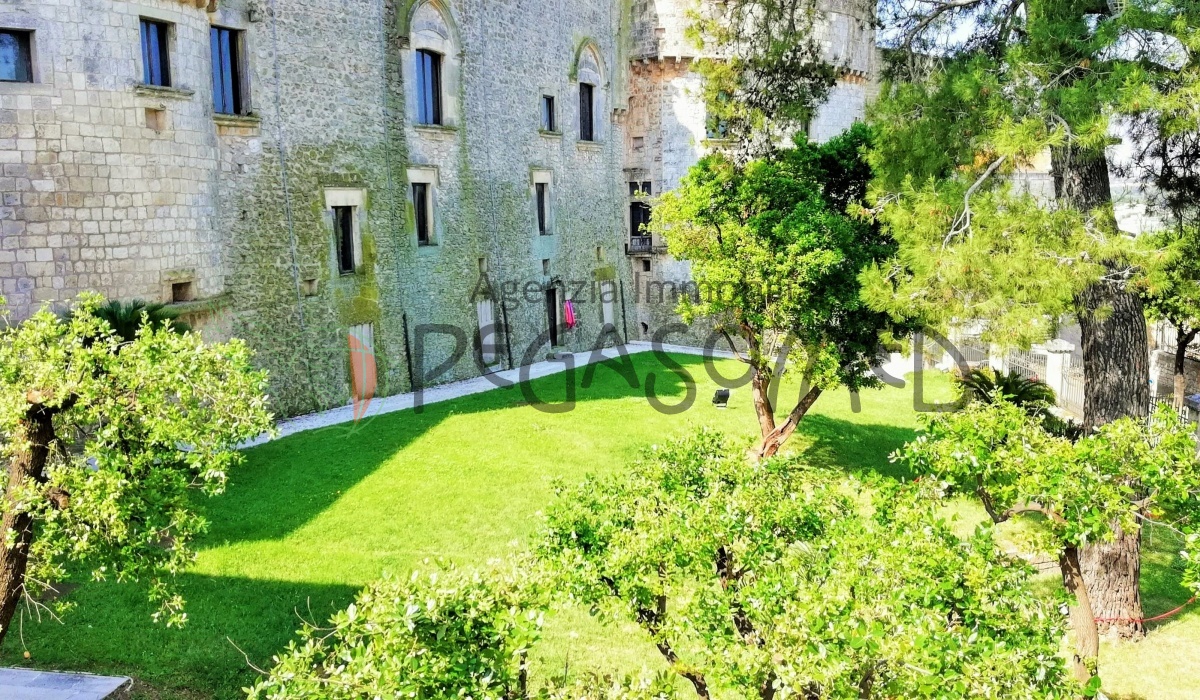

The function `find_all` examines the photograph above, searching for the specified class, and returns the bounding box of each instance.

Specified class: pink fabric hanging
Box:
[563,300,577,329]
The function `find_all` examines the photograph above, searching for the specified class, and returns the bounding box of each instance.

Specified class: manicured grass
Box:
[1,352,1193,698]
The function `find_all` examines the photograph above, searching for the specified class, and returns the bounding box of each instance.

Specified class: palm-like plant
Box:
[956,368,1057,409]
[89,299,191,342]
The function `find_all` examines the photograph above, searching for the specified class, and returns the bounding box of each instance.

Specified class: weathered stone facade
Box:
[621,0,878,346]
[0,0,875,416]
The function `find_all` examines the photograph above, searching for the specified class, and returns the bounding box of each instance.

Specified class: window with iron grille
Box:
[416,49,443,125]
[210,27,244,115]
[0,30,32,83]
[140,19,171,87]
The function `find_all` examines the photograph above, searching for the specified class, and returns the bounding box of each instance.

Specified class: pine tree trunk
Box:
[0,406,57,647]
[1054,145,1150,639]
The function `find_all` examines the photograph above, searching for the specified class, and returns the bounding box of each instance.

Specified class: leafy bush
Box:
[538,429,1072,699]
[247,563,545,700]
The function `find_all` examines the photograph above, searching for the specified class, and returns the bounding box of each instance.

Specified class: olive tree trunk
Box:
[1060,545,1101,689]
[0,405,57,647]
[1055,146,1150,639]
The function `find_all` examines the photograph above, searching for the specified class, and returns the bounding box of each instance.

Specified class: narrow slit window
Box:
[536,183,549,235]
[0,30,33,83]
[210,27,243,115]
[540,95,555,131]
[140,19,172,87]
[579,83,594,142]
[413,183,432,245]
[334,206,355,274]
[415,49,443,125]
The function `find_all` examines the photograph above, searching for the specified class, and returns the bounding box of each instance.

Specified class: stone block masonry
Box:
[0,0,874,418]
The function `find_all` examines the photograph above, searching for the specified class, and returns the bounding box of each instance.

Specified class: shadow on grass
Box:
[0,574,358,700]
[794,414,920,479]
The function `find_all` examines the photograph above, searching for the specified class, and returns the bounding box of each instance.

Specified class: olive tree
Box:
[899,400,1200,687]
[0,294,272,645]
[538,430,1074,699]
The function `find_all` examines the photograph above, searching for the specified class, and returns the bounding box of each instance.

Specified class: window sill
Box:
[214,113,262,136]
[213,113,261,127]
[0,81,53,95]
[576,141,603,151]
[414,124,458,137]
[539,130,562,138]
[134,84,195,100]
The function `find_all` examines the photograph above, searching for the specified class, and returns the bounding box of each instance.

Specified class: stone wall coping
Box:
[167,291,232,316]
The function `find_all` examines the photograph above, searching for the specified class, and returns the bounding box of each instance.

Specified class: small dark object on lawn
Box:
[713,389,730,408]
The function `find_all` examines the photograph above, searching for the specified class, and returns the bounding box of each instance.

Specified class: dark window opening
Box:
[334,206,355,274]
[416,49,443,125]
[642,260,651,273]
[629,181,652,197]
[546,287,559,347]
[536,183,549,235]
[210,26,243,115]
[140,19,171,87]
[172,281,196,303]
[630,201,652,237]
[579,83,594,142]
[541,95,555,131]
[0,30,32,83]
[413,183,432,245]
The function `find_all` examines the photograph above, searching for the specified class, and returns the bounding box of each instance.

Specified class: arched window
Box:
[406,1,460,129]
[573,42,607,144]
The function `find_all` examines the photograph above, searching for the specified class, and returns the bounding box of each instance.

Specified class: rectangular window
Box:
[629,181,652,197]
[334,206,355,274]
[541,95,555,131]
[0,30,32,83]
[536,183,549,235]
[416,49,442,125]
[140,19,172,87]
[579,83,594,142]
[630,201,652,237]
[413,183,432,244]
[210,27,243,115]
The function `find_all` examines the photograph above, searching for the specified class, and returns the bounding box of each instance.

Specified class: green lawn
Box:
[1,352,1194,698]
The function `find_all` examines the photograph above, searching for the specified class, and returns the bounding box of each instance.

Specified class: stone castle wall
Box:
[0,0,874,417]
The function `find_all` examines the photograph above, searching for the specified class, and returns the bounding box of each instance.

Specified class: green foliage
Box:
[653,125,904,392]
[1137,224,1200,336]
[686,0,837,150]
[247,563,546,700]
[957,368,1057,408]
[0,294,272,630]
[900,400,1200,560]
[83,298,192,342]
[538,429,1073,699]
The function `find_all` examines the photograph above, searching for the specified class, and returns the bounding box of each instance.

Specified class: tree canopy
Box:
[652,124,908,459]
[0,294,272,644]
